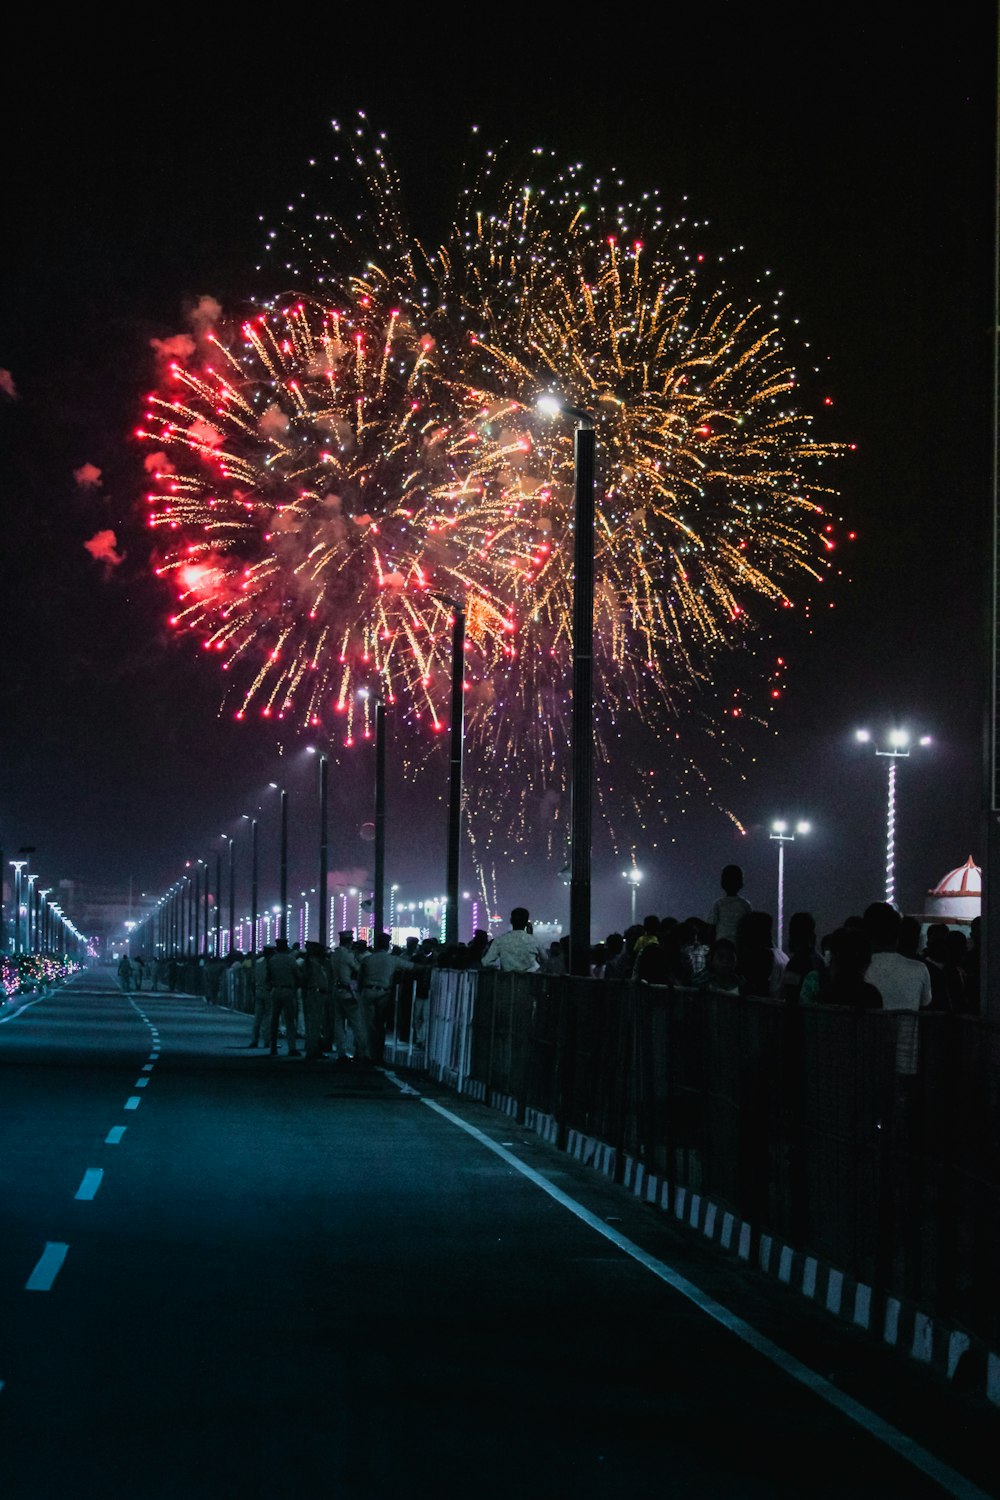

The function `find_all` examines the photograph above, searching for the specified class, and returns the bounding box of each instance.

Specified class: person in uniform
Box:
[329,930,365,1064]
[301,940,332,1061]
[357,933,416,1065]
[267,938,303,1057]
[249,945,275,1048]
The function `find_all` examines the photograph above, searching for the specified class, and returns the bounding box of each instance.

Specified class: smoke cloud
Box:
[84,530,125,568]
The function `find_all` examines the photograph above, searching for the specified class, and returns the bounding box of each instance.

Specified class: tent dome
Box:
[925,856,981,924]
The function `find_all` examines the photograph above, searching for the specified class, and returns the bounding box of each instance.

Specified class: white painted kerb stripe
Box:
[74,1168,104,1201]
[26,1242,69,1291]
[420,1096,992,1500]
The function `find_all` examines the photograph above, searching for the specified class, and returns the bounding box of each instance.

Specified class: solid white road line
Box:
[26,1243,69,1291]
[0,996,46,1025]
[105,1127,127,1144]
[74,1168,104,1201]
[420,1095,993,1500]
[124,1097,141,1110]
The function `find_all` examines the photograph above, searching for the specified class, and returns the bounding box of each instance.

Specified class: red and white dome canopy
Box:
[926,856,981,923]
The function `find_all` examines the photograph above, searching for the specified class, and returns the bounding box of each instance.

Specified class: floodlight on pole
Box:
[769,820,810,949]
[856,727,932,906]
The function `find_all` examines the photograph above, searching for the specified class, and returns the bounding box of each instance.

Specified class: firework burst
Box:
[140,118,848,879]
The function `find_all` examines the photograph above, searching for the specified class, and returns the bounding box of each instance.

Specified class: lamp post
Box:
[770,821,810,950]
[623,862,642,926]
[431,593,467,947]
[366,693,387,938]
[9,862,26,954]
[538,395,596,976]
[306,748,330,949]
[242,814,260,957]
[856,728,932,906]
[268,784,289,942]
[219,835,236,957]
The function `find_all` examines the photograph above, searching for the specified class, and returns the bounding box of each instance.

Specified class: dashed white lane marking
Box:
[26,1243,69,1291]
[419,1095,993,1500]
[124,1097,141,1110]
[134,1078,149,1088]
[74,1169,104,1201]
[141,1064,154,1072]
[105,1127,127,1145]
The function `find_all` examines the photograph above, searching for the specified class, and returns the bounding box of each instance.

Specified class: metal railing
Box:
[423,967,1000,1353]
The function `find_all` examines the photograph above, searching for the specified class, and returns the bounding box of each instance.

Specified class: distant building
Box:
[922,857,981,927]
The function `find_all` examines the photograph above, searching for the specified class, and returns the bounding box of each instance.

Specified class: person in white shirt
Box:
[863,903,931,1076]
[482,908,546,973]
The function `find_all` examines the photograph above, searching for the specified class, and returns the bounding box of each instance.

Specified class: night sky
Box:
[1,13,994,941]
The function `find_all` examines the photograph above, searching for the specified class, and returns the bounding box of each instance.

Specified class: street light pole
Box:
[431,594,467,946]
[374,699,387,937]
[856,729,932,906]
[10,862,25,954]
[538,395,596,977]
[769,820,810,949]
[570,413,596,977]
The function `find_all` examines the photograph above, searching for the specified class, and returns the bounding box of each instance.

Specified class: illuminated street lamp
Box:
[537,393,596,976]
[770,821,810,949]
[9,862,26,953]
[856,728,932,906]
[268,783,289,941]
[622,862,643,926]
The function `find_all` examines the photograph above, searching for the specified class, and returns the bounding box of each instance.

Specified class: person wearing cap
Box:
[329,929,365,1064]
[301,940,332,1061]
[267,937,303,1057]
[357,932,415,1065]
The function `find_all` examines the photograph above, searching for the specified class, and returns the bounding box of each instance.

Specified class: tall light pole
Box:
[770,821,810,950]
[268,784,289,941]
[9,862,26,954]
[431,593,466,947]
[538,394,596,976]
[856,728,932,906]
[306,748,330,948]
[219,835,236,956]
[375,698,387,937]
[623,862,642,927]
[241,815,260,956]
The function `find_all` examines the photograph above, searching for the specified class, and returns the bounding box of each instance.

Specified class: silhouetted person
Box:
[808,927,881,1009]
[780,911,825,1003]
[692,937,741,993]
[736,911,786,998]
[709,865,753,943]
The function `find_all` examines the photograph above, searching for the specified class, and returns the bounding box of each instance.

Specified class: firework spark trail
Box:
[140,116,848,885]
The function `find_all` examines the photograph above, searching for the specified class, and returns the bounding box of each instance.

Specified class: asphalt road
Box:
[1,968,997,1499]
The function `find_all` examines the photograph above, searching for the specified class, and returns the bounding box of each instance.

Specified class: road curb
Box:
[475,1090,998,1408]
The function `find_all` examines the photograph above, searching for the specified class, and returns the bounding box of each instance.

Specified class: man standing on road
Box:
[267,938,303,1057]
[481,908,545,973]
[249,945,275,1048]
[329,930,365,1065]
[301,940,332,1061]
[358,933,415,1065]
